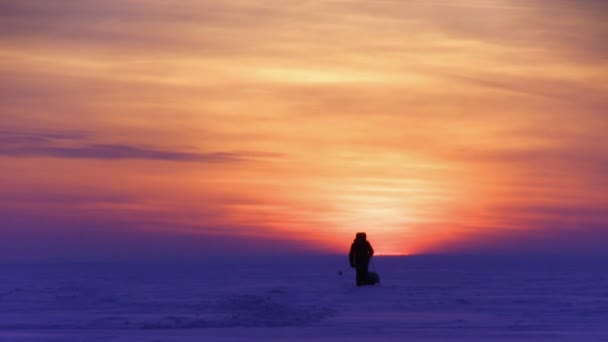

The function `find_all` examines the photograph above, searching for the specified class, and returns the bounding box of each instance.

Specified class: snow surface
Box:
[1,255,608,341]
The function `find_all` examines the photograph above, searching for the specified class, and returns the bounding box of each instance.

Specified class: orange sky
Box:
[1,0,607,258]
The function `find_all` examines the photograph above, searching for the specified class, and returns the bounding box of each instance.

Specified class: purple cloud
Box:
[0,129,281,162]
[0,209,328,262]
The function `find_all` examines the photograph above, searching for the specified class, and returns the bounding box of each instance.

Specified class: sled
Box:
[367,271,380,285]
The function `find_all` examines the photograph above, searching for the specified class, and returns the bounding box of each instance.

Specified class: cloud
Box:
[0,0,292,56]
[0,129,280,162]
[0,129,88,144]
[0,208,333,261]
[448,144,608,170]
[438,222,608,256]
[1,0,606,259]
[410,0,608,63]
[442,72,607,105]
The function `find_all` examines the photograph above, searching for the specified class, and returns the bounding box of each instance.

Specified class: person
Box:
[349,232,374,286]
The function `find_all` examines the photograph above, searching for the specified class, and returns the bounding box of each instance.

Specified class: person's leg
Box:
[356,265,367,286]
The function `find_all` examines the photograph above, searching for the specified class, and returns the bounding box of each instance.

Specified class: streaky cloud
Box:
[0,129,281,163]
[441,222,608,256]
[443,72,607,105]
[0,209,330,261]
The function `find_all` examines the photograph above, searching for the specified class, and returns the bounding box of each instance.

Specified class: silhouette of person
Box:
[349,232,374,286]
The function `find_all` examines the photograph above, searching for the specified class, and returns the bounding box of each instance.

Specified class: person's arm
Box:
[349,244,355,267]
[367,241,374,257]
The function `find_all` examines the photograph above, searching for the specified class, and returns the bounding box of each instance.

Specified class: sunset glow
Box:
[1,0,607,259]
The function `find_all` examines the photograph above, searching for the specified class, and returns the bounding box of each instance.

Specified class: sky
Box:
[1,0,607,260]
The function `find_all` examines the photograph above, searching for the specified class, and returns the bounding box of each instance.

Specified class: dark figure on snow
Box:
[349,232,375,286]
